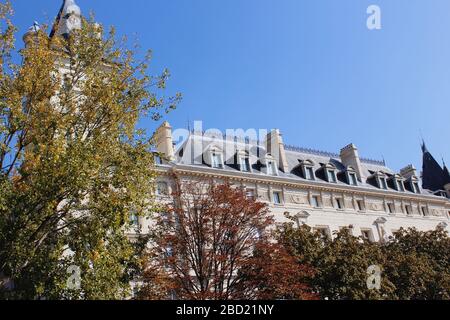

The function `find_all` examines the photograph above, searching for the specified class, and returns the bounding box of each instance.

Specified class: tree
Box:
[277,220,396,300]
[138,176,314,300]
[383,228,450,300]
[0,1,180,299]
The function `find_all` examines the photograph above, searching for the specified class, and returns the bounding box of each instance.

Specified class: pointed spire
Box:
[49,0,82,39]
[421,139,428,154]
[421,141,445,191]
[443,159,450,185]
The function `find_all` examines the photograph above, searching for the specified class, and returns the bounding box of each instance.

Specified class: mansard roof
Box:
[170,133,441,197]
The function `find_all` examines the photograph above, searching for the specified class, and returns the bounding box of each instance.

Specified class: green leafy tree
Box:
[0,1,180,299]
[384,228,450,300]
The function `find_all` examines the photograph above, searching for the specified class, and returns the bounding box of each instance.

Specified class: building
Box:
[149,121,450,242]
[25,0,450,243]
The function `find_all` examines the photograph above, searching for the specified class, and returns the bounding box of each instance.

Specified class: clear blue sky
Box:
[11,0,450,172]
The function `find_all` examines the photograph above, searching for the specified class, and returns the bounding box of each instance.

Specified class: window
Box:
[311,195,321,208]
[413,182,421,194]
[405,205,412,215]
[267,161,277,176]
[335,198,344,210]
[397,180,405,192]
[328,170,337,183]
[240,157,251,172]
[156,181,168,196]
[305,167,315,180]
[387,203,395,214]
[349,173,358,186]
[421,206,428,216]
[211,153,223,169]
[273,191,283,205]
[314,227,330,240]
[246,189,256,200]
[379,177,388,190]
[356,200,365,211]
[154,154,162,165]
[361,229,373,242]
[130,213,139,227]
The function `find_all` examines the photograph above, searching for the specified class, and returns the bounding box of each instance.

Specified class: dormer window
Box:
[263,154,278,176]
[373,172,388,190]
[346,167,358,186]
[413,182,421,194]
[211,152,224,169]
[379,177,388,189]
[237,150,252,172]
[240,157,251,172]
[397,180,405,192]
[299,160,315,181]
[322,163,337,183]
[390,175,405,192]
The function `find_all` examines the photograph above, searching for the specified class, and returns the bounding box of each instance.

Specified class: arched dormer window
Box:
[346,166,358,186]
[206,145,224,169]
[237,150,252,173]
[262,153,278,176]
[301,159,315,181]
[322,163,338,183]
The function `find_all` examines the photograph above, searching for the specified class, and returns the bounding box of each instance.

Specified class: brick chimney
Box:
[266,129,289,173]
[340,144,364,180]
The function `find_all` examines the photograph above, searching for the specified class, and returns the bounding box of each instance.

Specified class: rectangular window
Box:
[356,200,365,211]
[335,198,343,210]
[311,195,320,208]
[305,167,314,180]
[413,183,420,194]
[397,181,405,192]
[130,213,139,227]
[314,227,330,240]
[380,178,388,190]
[156,181,168,196]
[267,162,274,175]
[349,173,358,186]
[273,191,282,205]
[246,189,256,200]
[387,203,395,214]
[328,170,337,183]
[421,206,428,216]
[361,229,373,242]
[240,157,251,172]
[212,153,223,169]
[405,205,412,215]
[154,154,162,165]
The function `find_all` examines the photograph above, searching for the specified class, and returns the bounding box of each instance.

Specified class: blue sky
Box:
[11,0,450,172]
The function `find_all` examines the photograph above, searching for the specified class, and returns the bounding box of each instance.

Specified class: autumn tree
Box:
[138,176,314,300]
[0,1,180,299]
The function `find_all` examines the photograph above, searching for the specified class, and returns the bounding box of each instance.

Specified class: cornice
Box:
[155,164,450,207]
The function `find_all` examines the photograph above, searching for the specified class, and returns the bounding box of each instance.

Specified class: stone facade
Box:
[136,122,450,243]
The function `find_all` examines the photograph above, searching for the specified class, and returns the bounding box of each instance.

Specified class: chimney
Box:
[400,165,417,179]
[340,144,364,180]
[154,121,175,161]
[266,129,289,173]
